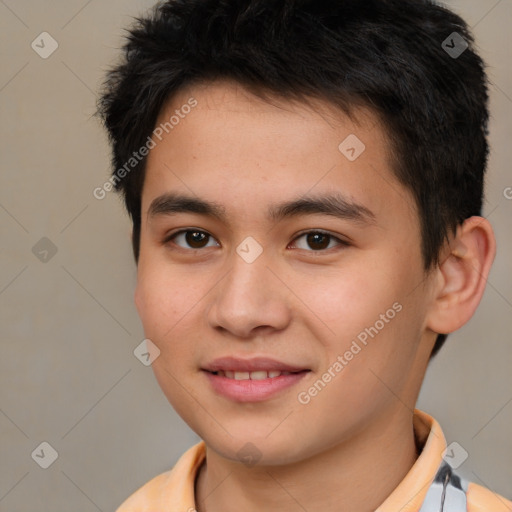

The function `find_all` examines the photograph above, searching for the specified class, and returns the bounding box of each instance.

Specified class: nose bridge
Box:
[207,247,290,337]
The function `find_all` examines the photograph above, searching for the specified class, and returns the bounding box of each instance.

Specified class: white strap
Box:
[418,461,468,512]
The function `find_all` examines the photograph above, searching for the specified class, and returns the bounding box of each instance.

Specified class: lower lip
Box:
[204,371,308,402]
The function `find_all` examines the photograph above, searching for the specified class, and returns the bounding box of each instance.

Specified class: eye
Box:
[166,229,219,250]
[290,231,347,251]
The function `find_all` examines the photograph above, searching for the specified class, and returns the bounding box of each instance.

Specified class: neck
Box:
[195,408,419,512]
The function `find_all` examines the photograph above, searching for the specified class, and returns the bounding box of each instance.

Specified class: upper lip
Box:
[202,356,309,373]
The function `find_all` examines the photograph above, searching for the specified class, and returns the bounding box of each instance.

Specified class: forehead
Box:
[143,80,417,225]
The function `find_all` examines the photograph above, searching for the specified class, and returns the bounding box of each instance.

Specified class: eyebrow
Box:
[147,192,376,225]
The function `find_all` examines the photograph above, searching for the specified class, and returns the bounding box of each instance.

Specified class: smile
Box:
[211,370,293,380]
[202,357,310,402]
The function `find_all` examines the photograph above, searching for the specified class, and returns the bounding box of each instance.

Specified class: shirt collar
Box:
[377,409,447,512]
[117,408,446,511]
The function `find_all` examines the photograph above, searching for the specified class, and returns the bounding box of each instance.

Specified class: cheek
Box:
[135,264,184,342]
[300,256,426,367]
[134,262,209,363]
[294,264,393,342]
[136,255,189,315]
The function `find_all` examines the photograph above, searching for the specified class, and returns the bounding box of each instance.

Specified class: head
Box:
[98,0,495,465]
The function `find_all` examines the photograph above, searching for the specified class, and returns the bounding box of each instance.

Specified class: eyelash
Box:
[163,229,349,253]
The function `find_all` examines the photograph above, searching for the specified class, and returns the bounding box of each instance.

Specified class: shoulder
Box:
[116,471,175,512]
[115,441,206,512]
[467,481,512,512]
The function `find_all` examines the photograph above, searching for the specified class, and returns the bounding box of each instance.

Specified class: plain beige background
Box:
[0,0,511,510]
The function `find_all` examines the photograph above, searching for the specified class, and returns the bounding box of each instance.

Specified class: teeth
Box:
[217,370,288,380]
[250,371,268,380]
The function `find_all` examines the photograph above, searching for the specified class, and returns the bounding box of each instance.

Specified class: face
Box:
[135,80,437,465]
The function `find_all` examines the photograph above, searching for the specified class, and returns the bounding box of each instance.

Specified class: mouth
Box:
[209,369,300,380]
[202,357,310,402]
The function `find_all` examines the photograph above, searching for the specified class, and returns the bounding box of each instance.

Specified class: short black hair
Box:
[98,0,490,357]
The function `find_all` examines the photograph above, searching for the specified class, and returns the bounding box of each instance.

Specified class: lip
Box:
[202,356,310,403]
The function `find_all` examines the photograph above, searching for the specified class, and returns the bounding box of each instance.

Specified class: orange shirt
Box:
[117,410,511,511]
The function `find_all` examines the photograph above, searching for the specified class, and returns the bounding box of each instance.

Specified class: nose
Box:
[206,251,292,339]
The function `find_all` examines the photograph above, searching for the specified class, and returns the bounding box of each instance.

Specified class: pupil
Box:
[186,231,207,248]
[307,233,329,250]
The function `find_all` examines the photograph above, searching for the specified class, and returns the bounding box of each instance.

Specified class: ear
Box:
[426,216,496,335]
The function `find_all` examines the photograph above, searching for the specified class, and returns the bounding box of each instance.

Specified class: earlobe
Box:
[426,216,496,335]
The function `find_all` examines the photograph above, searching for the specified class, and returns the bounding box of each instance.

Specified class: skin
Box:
[134,80,496,512]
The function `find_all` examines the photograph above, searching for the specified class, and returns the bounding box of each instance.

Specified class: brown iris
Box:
[185,231,209,248]
[306,233,330,250]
